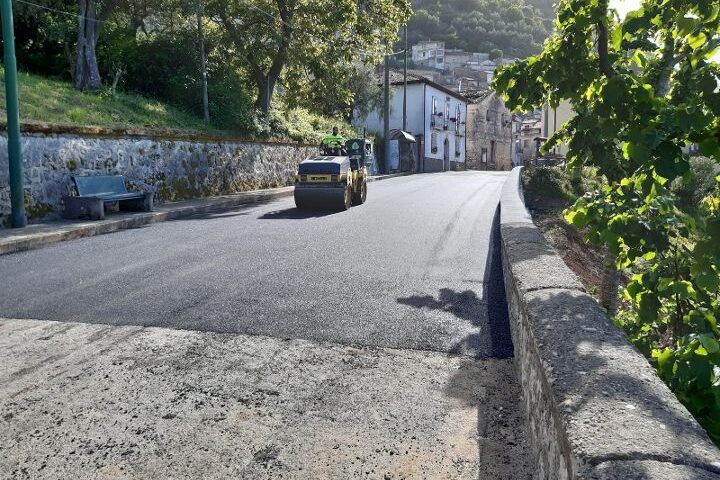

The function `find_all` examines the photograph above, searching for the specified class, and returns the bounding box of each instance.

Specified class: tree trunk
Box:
[197,1,210,122]
[253,0,293,114]
[74,0,116,91]
[255,74,279,114]
[600,250,619,315]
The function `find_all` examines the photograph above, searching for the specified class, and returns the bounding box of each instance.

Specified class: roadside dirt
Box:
[530,208,605,294]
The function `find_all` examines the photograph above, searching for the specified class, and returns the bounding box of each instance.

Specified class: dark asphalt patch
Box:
[0,172,513,359]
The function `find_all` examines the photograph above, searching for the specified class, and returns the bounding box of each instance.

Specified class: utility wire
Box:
[14,0,112,24]
[15,0,404,56]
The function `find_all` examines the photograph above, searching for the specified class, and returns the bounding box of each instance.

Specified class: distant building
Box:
[356,72,469,172]
[517,116,543,164]
[411,41,445,71]
[466,91,513,171]
[541,100,575,157]
[444,49,474,71]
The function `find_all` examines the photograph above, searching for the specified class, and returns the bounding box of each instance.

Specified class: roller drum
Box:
[294,186,348,211]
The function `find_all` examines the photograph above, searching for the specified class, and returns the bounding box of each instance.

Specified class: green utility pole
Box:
[1,0,26,228]
[383,53,390,175]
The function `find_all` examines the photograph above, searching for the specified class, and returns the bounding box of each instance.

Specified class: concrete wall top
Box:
[500,167,720,479]
[0,121,316,148]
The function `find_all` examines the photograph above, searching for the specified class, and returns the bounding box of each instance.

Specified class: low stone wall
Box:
[500,167,720,479]
[0,127,315,225]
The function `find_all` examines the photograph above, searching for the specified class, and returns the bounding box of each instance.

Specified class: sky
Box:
[610,0,719,62]
[610,0,641,18]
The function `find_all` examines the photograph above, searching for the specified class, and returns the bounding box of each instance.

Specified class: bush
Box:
[522,166,576,209]
[101,31,257,134]
[672,156,720,215]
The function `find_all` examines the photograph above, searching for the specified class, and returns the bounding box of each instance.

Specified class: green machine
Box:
[346,138,378,176]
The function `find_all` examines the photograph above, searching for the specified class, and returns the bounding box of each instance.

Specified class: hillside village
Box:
[356,41,569,174]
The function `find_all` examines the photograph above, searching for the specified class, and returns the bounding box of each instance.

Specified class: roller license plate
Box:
[308,175,332,183]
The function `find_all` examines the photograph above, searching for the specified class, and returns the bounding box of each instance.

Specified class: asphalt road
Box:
[0,171,513,359]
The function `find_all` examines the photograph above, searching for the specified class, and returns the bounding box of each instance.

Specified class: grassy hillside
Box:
[0,70,354,143]
[0,69,223,134]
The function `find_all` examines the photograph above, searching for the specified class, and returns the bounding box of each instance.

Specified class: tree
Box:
[494,0,720,443]
[74,0,119,90]
[489,48,502,61]
[207,0,411,114]
[407,0,553,58]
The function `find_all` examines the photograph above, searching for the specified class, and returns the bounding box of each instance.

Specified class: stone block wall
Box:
[0,127,316,225]
[499,167,720,479]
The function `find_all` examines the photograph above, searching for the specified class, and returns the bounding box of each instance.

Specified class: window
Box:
[444,103,449,130]
[455,105,462,134]
[455,136,461,158]
[481,147,487,163]
[431,97,438,128]
[431,131,438,154]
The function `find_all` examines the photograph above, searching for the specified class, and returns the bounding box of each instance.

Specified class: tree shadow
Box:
[396,204,528,477]
[396,201,720,478]
[396,205,513,360]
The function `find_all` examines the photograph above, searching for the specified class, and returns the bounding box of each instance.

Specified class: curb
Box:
[366,172,412,183]
[0,173,414,256]
[0,187,294,256]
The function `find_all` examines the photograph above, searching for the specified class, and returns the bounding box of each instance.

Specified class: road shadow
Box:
[435,205,719,479]
[174,210,252,221]
[395,204,527,478]
[395,205,514,359]
[259,208,339,220]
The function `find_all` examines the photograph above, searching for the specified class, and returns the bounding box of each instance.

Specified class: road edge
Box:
[0,172,412,256]
[499,167,720,479]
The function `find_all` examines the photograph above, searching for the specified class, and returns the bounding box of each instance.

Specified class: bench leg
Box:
[63,196,105,220]
[119,193,154,213]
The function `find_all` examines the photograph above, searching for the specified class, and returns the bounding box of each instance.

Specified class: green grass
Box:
[0,68,223,134]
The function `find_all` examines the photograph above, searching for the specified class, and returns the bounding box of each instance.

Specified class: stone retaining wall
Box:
[0,128,316,225]
[500,167,720,479]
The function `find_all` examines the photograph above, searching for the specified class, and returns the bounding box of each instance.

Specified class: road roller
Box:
[294,140,368,211]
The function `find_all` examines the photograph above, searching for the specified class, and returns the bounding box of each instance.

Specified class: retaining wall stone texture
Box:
[0,131,316,225]
[500,167,720,479]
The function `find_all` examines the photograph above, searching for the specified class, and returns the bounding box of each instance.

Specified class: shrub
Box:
[672,156,720,215]
[65,107,88,123]
[522,166,575,209]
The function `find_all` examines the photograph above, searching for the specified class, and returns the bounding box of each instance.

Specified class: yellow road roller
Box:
[294,140,368,211]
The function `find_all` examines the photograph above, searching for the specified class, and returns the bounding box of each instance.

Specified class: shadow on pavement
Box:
[395,205,514,360]
[434,205,716,480]
[259,208,339,220]
[396,204,528,479]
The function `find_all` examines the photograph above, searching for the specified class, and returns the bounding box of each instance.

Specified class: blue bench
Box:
[63,175,154,220]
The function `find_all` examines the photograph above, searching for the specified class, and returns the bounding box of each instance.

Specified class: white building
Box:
[356,72,468,172]
[411,41,445,71]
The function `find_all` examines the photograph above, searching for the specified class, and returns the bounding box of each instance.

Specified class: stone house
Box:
[465,91,513,171]
[517,116,543,164]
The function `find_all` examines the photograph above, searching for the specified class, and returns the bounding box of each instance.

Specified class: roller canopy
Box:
[298,156,350,175]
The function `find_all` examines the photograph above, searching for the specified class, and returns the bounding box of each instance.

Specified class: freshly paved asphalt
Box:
[0,172,513,358]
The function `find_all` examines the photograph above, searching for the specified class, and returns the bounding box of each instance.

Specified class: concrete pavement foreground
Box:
[0,318,529,479]
[0,172,532,478]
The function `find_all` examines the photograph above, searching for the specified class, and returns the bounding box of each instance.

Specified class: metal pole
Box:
[384,53,390,174]
[1,0,26,228]
[403,24,407,133]
[197,0,209,123]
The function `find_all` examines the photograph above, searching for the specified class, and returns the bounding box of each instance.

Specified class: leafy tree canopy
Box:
[494,0,720,443]
[206,0,411,113]
[407,0,554,58]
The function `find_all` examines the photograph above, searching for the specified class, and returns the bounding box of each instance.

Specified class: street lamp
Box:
[1,0,26,227]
